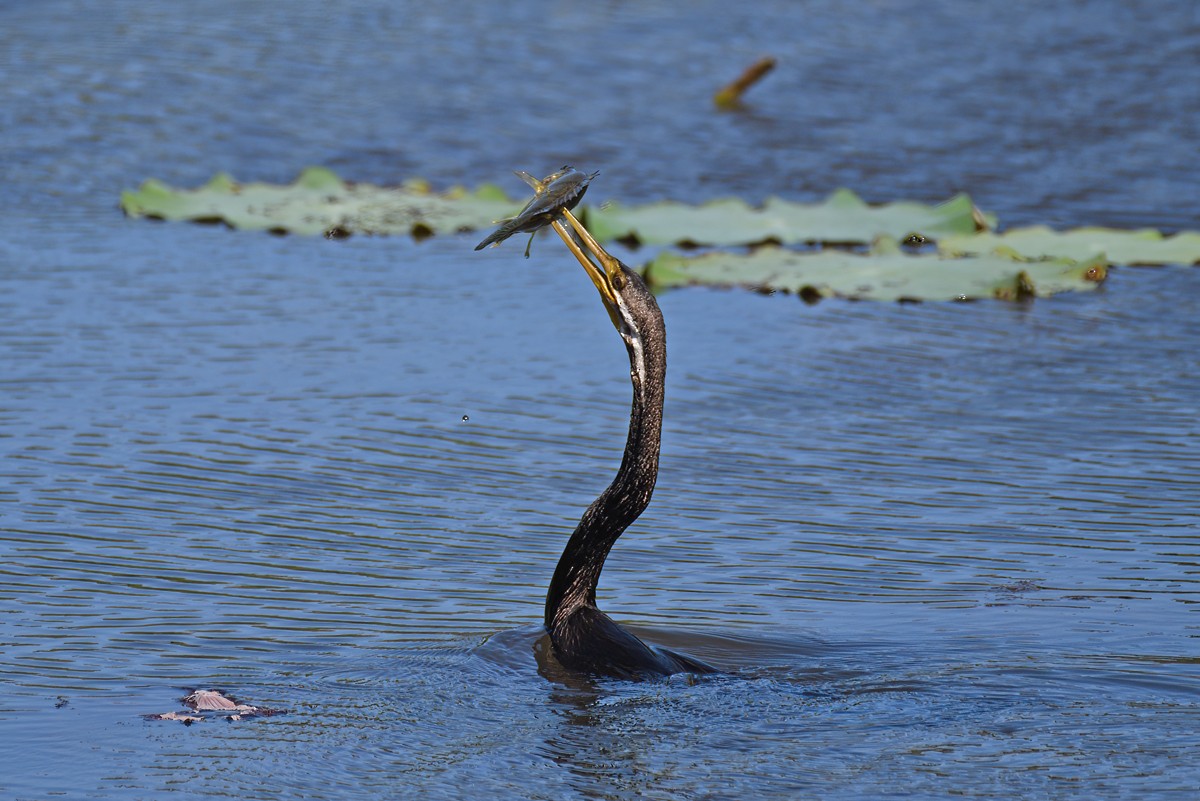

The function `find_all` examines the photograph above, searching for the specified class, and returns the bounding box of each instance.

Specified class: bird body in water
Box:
[474,166,598,257]
[475,179,715,679]
[543,212,715,679]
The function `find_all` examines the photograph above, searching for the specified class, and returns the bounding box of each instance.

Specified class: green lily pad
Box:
[939,226,1200,266]
[583,189,994,247]
[121,171,994,247]
[120,167,522,238]
[119,169,1197,297]
[643,239,1107,302]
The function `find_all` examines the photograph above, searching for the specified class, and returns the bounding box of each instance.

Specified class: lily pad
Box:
[583,189,994,247]
[643,239,1107,302]
[939,226,1200,266]
[121,171,994,247]
[119,169,1196,300]
[121,167,521,238]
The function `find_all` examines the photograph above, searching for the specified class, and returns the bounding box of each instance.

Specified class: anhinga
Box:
[541,210,715,678]
[477,170,714,678]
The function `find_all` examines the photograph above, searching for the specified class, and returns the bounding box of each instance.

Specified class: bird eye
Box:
[611,271,626,291]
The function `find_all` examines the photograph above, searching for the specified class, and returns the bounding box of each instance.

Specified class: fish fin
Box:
[475,218,520,251]
[514,171,545,192]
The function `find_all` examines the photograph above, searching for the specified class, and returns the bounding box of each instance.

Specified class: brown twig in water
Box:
[713,57,777,108]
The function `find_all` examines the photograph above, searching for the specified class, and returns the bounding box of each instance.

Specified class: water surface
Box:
[1,2,1198,799]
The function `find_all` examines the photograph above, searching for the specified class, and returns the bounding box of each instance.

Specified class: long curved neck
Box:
[545,301,666,628]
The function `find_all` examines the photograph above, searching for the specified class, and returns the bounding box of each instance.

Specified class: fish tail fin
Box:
[475,219,518,251]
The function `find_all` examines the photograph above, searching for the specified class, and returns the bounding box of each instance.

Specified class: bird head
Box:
[552,210,658,340]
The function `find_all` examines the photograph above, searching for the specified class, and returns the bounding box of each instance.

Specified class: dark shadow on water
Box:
[472,621,893,689]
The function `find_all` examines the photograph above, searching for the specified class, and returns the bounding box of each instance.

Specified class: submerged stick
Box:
[713,56,777,108]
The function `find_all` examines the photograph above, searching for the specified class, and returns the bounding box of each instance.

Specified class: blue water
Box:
[2,1,1198,799]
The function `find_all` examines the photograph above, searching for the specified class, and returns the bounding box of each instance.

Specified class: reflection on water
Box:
[2,0,1199,799]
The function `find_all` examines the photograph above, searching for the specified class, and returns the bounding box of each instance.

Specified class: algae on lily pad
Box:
[121,167,522,238]
[583,189,994,247]
[643,239,1107,302]
[939,226,1200,266]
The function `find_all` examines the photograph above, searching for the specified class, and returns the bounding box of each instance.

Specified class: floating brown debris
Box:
[184,689,240,711]
[714,56,777,108]
[146,689,287,724]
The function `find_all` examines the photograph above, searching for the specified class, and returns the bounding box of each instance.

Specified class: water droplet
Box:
[461,415,469,422]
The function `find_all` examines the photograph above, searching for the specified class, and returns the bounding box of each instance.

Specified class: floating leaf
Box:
[643,239,1107,302]
[122,168,1197,295]
[939,226,1200,266]
[120,167,522,238]
[121,171,995,248]
[584,190,994,247]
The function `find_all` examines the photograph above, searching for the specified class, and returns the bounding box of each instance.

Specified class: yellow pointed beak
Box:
[550,209,623,329]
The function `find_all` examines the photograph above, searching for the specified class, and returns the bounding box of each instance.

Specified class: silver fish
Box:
[475,166,599,257]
